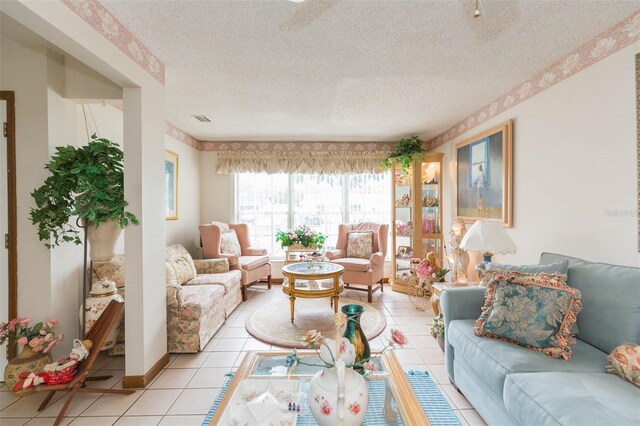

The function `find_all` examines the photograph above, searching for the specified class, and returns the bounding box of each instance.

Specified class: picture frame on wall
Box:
[165,149,179,220]
[455,120,513,227]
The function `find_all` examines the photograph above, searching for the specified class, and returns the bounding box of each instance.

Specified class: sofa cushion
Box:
[346,231,374,259]
[331,257,371,272]
[486,260,568,275]
[220,229,242,256]
[166,244,197,285]
[92,255,126,287]
[540,253,640,354]
[504,372,640,426]
[448,319,607,397]
[239,255,269,270]
[475,270,581,360]
[179,285,225,320]
[184,271,241,295]
[607,344,640,387]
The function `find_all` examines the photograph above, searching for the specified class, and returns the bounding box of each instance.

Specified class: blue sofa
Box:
[440,253,640,426]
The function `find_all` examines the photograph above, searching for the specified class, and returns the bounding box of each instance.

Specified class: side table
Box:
[430,282,478,316]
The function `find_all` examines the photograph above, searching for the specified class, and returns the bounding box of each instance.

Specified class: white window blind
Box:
[235,172,390,259]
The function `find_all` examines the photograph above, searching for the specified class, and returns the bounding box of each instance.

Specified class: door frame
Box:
[1,91,17,359]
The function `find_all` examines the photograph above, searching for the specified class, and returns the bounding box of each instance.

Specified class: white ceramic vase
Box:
[86,219,122,261]
[79,279,124,350]
[308,360,369,425]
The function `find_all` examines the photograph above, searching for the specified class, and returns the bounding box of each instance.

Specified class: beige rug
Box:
[246,299,387,349]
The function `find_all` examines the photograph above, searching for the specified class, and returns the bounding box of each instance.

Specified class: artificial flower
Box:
[333,312,347,328]
[390,328,408,348]
[362,361,377,373]
[304,330,323,347]
[17,336,27,346]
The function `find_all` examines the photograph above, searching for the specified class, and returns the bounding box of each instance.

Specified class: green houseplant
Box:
[30,134,138,259]
[380,135,425,174]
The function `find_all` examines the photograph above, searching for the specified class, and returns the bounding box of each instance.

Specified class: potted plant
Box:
[30,134,138,260]
[380,135,425,174]
[276,225,327,250]
[431,314,445,352]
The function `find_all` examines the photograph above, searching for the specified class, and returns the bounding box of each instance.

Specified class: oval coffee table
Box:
[281,262,344,324]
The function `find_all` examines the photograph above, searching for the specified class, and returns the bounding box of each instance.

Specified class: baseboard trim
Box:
[122,352,170,389]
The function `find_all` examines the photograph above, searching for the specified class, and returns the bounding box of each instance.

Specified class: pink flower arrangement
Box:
[362,361,377,373]
[0,317,63,354]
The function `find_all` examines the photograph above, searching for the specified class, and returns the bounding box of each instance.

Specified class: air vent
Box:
[192,114,212,123]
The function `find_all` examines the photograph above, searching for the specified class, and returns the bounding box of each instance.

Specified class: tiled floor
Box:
[0,286,486,426]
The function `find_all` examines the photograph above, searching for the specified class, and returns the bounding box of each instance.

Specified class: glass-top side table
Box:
[281,262,344,323]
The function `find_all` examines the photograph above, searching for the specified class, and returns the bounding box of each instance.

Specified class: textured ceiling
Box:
[102,0,640,142]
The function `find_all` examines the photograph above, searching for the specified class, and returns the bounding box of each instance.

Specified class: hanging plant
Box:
[30,134,139,248]
[380,136,425,174]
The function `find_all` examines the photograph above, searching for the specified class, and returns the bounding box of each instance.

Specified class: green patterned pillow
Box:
[474,270,582,360]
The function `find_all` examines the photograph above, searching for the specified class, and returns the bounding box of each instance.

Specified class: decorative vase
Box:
[308,360,369,425]
[4,347,53,396]
[341,304,370,364]
[79,279,124,350]
[437,334,445,352]
[86,219,122,261]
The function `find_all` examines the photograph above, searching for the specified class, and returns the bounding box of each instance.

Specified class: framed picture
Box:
[164,149,179,220]
[455,120,513,227]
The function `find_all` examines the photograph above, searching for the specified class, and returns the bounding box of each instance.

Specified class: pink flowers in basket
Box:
[0,318,64,354]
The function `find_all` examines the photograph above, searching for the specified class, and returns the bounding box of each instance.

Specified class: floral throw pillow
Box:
[220,229,242,256]
[346,231,374,259]
[474,270,582,360]
[606,344,640,387]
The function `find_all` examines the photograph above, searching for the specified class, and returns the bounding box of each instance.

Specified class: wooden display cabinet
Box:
[390,153,444,294]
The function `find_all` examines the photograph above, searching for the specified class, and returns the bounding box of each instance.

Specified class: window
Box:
[235,172,390,259]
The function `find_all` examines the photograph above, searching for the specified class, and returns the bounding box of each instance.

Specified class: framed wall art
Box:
[164,149,179,220]
[455,120,513,227]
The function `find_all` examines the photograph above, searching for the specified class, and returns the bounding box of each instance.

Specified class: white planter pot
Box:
[308,360,368,425]
[86,219,122,261]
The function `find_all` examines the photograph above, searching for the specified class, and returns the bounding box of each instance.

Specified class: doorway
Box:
[0,91,17,373]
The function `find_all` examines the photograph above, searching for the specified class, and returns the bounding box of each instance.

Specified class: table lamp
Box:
[459,220,517,278]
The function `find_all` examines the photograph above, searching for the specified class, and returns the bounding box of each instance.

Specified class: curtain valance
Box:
[216,150,390,174]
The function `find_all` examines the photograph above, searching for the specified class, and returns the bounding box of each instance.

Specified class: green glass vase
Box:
[341,304,370,364]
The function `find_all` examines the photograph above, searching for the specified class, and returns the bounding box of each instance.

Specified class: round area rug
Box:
[246,299,387,349]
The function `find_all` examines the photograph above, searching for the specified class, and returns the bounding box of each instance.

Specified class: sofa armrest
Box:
[370,251,384,266]
[325,249,345,260]
[440,286,486,384]
[193,258,229,274]
[244,247,267,256]
[216,253,239,268]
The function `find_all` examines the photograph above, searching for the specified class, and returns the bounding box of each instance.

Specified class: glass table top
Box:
[282,262,343,276]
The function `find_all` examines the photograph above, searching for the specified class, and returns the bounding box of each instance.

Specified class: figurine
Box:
[450,218,470,283]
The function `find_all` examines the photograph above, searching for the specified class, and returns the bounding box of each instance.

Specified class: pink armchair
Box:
[325,222,388,302]
[200,221,272,301]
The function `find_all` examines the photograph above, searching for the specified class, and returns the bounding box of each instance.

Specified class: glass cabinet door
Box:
[393,166,413,280]
[420,160,442,261]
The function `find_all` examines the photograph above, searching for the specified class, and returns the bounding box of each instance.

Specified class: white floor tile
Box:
[453,410,470,426]
[167,389,218,415]
[0,418,30,426]
[222,327,249,339]
[427,364,451,384]
[242,339,271,351]
[168,352,209,369]
[81,390,143,417]
[460,409,487,426]
[201,351,239,368]
[125,389,181,416]
[409,335,441,349]
[37,392,100,418]
[214,338,246,352]
[0,392,65,418]
[393,348,424,364]
[102,357,125,370]
[150,369,197,389]
[0,391,21,410]
[87,370,125,389]
[70,417,119,426]
[417,348,445,364]
[158,415,205,426]
[186,368,229,389]
[441,384,473,409]
[114,416,162,426]
[26,418,74,426]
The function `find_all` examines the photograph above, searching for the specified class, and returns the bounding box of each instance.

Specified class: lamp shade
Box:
[459,220,517,255]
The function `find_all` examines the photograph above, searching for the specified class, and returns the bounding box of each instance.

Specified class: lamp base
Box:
[476,252,494,279]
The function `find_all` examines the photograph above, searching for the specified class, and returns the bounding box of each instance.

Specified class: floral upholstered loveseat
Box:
[92,244,243,353]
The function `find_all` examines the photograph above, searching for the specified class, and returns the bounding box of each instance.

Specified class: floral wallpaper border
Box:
[61,0,165,84]
[199,141,395,153]
[426,10,640,151]
[165,122,201,150]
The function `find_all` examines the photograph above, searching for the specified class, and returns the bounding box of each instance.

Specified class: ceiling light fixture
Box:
[474,0,481,18]
[192,114,212,123]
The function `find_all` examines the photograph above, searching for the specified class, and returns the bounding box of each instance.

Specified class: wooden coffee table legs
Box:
[289,294,296,324]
